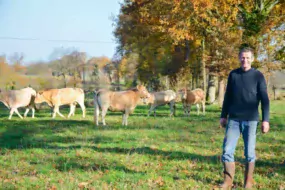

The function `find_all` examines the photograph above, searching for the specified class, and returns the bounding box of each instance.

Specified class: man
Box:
[219,47,270,189]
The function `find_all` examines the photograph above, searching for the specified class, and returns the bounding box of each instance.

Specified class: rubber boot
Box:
[244,162,255,189]
[219,162,235,189]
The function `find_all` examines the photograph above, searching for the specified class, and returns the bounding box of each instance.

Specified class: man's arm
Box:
[221,73,232,119]
[220,72,232,127]
[258,73,270,133]
[258,73,270,122]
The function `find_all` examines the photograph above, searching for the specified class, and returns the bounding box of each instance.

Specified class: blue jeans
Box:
[222,119,258,162]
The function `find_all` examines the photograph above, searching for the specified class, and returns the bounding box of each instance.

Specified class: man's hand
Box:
[261,121,270,133]
[220,118,227,128]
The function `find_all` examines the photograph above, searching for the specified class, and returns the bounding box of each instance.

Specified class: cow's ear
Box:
[38,91,43,95]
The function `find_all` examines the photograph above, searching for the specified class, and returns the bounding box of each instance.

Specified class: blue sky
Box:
[0,0,122,63]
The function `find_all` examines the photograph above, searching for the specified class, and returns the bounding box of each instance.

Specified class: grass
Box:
[0,101,284,189]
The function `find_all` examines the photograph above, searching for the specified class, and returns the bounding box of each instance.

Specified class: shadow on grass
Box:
[91,146,221,163]
[0,119,102,149]
[45,144,285,172]
[53,157,145,174]
[89,146,285,181]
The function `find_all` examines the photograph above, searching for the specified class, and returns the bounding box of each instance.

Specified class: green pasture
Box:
[0,101,284,189]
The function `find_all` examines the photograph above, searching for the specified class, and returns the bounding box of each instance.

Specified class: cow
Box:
[147,90,177,117]
[0,87,37,119]
[178,88,205,116]
[34,88,86,118]
[94,85,150,126]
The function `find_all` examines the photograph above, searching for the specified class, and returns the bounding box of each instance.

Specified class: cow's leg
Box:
[148,105,154,117]
[183,103,187,116]
[24,108,29,118]
[202,101,205,115]
[77,101,86,118]
[56,106,65,118]
[196,103,200,115]
[9,108,15,120]
[53,106,65,118]
[125,114,129,126]
[183,102,187,116]
[68,104,76,118]
[31,107,35,118]
[94,100,100,126]
[72,103,76,116]
[147,109,150,117]
[14,108,23,119]
[173,102,176,116]
[187,104,191,117]
[122,114,126,125]
[169,102,174,117]
[71,103,76,116]
[124,111,130,126]
[101,107,108,126]
[50,107,53,117]
[52,107,57,118]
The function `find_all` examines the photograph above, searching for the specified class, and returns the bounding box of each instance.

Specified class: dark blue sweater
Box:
[221,68,270,122]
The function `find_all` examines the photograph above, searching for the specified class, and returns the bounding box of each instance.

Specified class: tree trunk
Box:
[117,72,121,90]
[192,73,196,89]
[202,37,207,97]
[273,85,277,100]
[63,74,67,88]
[195,74,199,89]
[82,64,85,84]
[207,74,217,104]
[73,75,77,87]
[218,77,225,107]
[165,76,169,90]
[267,73,270,89]
[189,74,192,89]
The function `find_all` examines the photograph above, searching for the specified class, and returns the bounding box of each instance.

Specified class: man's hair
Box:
[239,47,255,58]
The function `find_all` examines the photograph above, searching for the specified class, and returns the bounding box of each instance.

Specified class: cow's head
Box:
[136,85,150,104]
[34,91,45,104]
[178,88,187,100]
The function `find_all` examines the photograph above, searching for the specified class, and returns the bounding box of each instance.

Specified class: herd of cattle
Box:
[0,85,205,126]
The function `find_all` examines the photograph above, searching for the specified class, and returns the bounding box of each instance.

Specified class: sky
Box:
[0,0,122,64]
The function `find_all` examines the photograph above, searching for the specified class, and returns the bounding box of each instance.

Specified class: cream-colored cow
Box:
[94,85,150,126]
[35,88,86,118]
[0,87,37,119]
[178,88,205,116]
[147,90,177,117]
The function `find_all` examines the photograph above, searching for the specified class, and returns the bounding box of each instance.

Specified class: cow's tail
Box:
[94,90,101,125]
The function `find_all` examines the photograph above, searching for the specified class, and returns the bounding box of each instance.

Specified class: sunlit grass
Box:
[0,101,284,189]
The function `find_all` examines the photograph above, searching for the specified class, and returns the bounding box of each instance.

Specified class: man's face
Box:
[239,51,254,71]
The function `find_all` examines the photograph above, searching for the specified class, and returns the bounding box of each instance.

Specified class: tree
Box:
[0,55,29,89]
[238,0,284,45]
[8,52,27,74]
[275,46,285,69]
[51,56,70,88]
[114,0,284,103]
[114,0,241,90]
[50,49,86,88]
[25,61,51,76]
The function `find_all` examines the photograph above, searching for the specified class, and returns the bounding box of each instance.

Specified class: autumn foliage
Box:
[114,0,284,92]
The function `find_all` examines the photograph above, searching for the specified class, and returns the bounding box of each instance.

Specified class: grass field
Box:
[0,101,284,189]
